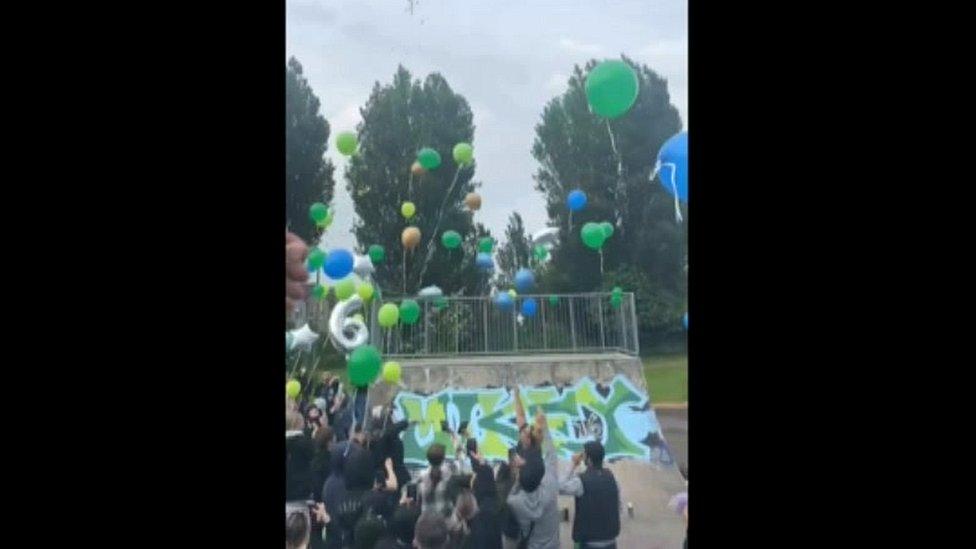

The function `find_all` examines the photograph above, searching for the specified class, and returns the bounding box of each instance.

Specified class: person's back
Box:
[417,443,454,517]
[560,441,620,549]
[506,445,560,549]
[287,411,315,502]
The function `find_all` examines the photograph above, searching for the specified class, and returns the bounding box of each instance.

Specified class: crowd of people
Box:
[285,373,625,549]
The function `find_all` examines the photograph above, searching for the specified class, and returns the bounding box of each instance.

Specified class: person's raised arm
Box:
[558,451,585,497]
[514,386,526,429]
[384,458,399,491]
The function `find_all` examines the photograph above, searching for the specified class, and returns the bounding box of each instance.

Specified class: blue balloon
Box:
[323,248,354,279]
[495,291,513,311]
[683,312,689,330]
[567,189,587,212]
[657,132,688,203]
[521,297,537,318]
[514,268,535,293]
[476,252,494,271]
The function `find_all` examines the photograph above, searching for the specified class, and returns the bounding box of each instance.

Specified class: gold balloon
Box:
[464,192,482,211]
[411,162,426,176]
[401,226,421,250]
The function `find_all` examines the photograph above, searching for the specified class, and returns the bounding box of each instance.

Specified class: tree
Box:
[347,66,489,297]
[286,57,336,242]
[533,56,686,342]
[495,212,531,288]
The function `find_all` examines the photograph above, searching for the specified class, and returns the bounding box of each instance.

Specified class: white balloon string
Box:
[599,248,605,276]
[416,165,464,288]
[606,119,624,199]
[660,162,683,224]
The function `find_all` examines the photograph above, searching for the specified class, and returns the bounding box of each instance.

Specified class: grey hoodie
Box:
[506,433,560,549]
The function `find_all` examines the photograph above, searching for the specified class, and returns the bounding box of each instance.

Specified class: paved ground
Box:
[656,407,688,476]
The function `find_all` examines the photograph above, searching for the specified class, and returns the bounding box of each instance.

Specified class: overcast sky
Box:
[287,0,687,251]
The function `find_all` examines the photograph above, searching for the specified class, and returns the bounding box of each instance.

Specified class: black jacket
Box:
[286,431,314,501]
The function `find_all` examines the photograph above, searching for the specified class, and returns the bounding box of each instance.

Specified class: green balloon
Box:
[286,379,301,399]
[478,237,494,253]
[611,294,622,309]
[399,299,421,325]
[309,202,329,223]
[600,222,614,239]
[368,244,385,264]
[533,245,549,261]
[548,295,559,306]
[581,222,606,250]
[585,60,640,119]
[307,248,326,270]
[312,284,327,300]
[357,282,374,302]
[441,230,462,249]
[434,296,448,310]
[336,131,358,156]
[348,345,382,387]
[417,147,441,170]
[335,278,356,300]
[378,303,399,328]
[612,286,623,296]
[453,142,473,165]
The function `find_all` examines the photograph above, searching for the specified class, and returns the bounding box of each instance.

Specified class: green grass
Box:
[642,353,687,404]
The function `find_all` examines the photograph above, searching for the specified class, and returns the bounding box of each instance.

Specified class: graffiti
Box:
[391,375,671,466]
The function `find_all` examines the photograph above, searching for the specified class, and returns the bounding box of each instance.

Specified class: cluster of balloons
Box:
[376,299,422,328]
[309,202,334,230]
[581,222,614,250]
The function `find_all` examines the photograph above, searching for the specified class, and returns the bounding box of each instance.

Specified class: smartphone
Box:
[406,484,417,500]
[466,438,478,456]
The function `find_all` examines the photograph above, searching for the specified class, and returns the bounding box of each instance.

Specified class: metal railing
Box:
[291,292,640,358]
[370,293,638,357]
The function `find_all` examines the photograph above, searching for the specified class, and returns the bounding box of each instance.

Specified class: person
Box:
[447,489,479,547]
[413,513,450,549]
[468,444,502,549]
[495,448,520,549]
[286,231,309,314]
[305,406,324,437]
[287,511,311,549]
[287,411,315,503]
[322,442,349,549]
[375,500,421,548]
[361,459,401,522]
[308,426,334,549]
[512,388,541,457]
[506,408,560,549]
[331,442,375,548]
[559,441,620,549]
[416,443,455,517]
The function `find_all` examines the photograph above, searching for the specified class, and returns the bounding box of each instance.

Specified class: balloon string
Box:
[660,162,684,224]
[599,248,605,276]
[408,171,414,197]
[416,165,464,287]
[606,119,624,193]
[402,248,407,295]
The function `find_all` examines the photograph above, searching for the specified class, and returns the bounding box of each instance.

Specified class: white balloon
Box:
[417,285,443,300]
[531,227,560,248]
[353,254,375,278]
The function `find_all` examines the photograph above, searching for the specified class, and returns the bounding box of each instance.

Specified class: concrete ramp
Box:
[367,352,687,549]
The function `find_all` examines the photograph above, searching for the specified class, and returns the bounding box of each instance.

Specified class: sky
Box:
[287,0,687,251]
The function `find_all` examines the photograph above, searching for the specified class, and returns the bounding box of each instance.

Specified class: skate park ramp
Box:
[366,352,687,549]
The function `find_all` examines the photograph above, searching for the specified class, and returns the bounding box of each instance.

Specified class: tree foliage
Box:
[286,57,336,242]
[533,56,686,340]
[346,66,490,297]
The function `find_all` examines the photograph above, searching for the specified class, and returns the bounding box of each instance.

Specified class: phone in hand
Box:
[406,484,417,501]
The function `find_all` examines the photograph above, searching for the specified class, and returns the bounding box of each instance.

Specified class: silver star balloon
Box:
[288,323,320,352]
[417,285,443,300]
[352,254,375,278]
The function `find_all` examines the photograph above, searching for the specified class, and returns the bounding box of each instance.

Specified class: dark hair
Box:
[353,513,387,549]
[285,511,309,549]
[391,504,421,544]
[518,452,545,493]
[426,443,446,497]
[313,425,334,452]
[414,512,449,549]
[584,441,605,469]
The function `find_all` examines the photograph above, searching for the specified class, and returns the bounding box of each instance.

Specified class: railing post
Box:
[629,292,640,355]
[618,294,627,353]
[424,301,429,355]
[541,296,548,350]
[569,297,577,350]
[483,301,489,353]
[512,305,518,352]
[455,301,460,354]
[597,295,606,351]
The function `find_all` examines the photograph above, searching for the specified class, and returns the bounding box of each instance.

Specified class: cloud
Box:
[558,37,604,55]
